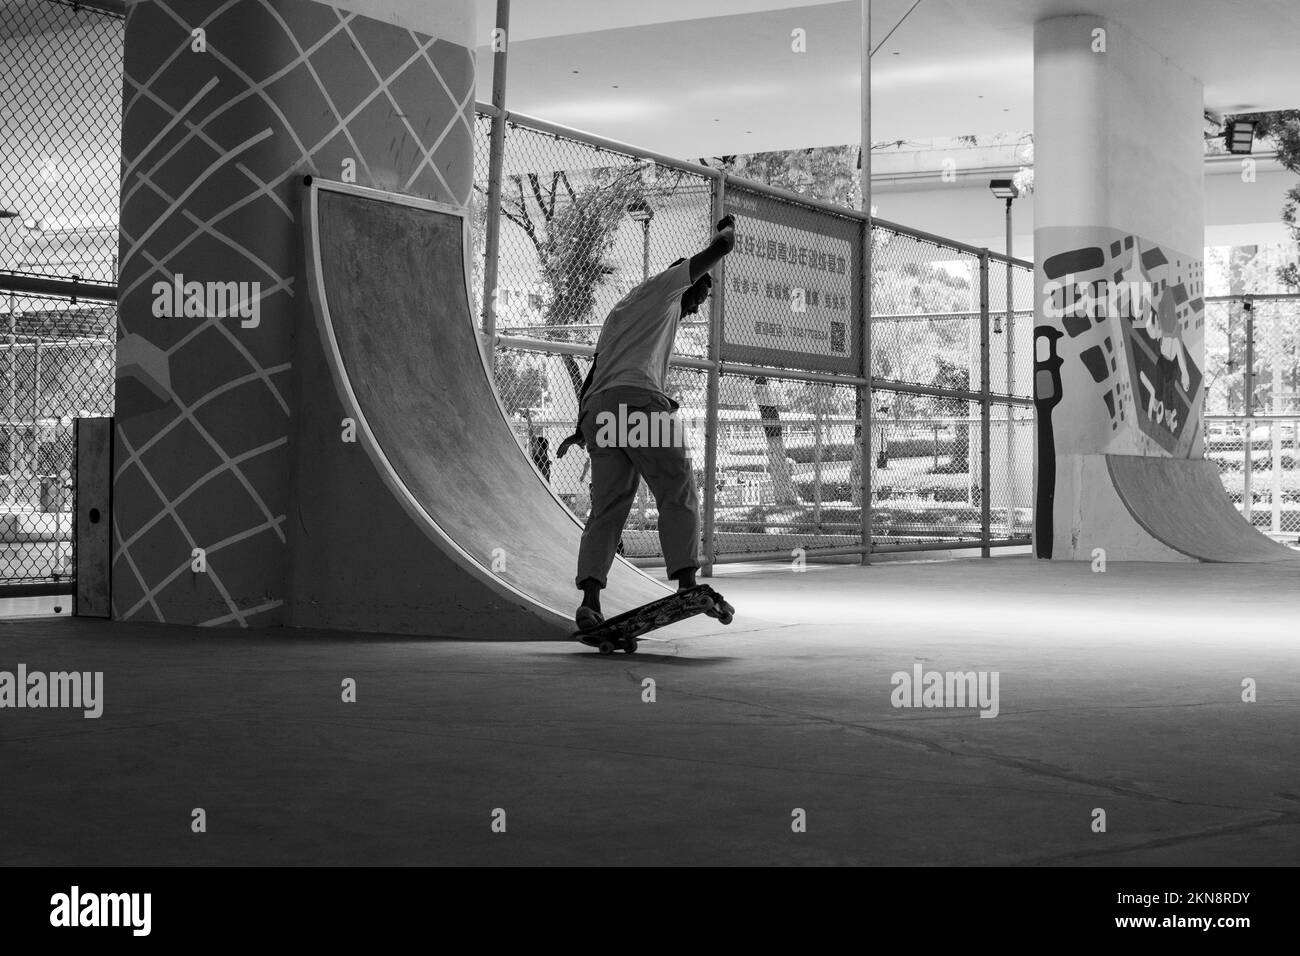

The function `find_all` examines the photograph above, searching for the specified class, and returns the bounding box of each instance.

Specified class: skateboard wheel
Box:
[624,639,638,654]
[718,612,733,625]
[598,641,614,655]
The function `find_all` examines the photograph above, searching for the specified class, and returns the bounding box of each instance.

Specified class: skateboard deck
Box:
[574,584,735,654]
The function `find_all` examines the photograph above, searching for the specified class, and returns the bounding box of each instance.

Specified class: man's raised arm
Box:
[688,214,737,283]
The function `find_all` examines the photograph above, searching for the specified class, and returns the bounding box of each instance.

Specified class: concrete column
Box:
[114,0,476,625]
[1032,14,1207,560]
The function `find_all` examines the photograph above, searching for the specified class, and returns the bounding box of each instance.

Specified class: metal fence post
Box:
[701,172,726,577]
[859,215,873,563]
[479,0,510,368]
[1270,305,1283,533]
[979,249,992,557]
[6,307,14,492]
[813,384,824,529]
[1243,299,1255,520]
[1004,258,1016,536]
[858,0,873,565]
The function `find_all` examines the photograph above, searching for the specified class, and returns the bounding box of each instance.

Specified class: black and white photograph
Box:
[1,0,1297,935]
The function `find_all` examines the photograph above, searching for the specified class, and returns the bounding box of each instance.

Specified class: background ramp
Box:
[1106,455,1300,564]
[290,178,669,638]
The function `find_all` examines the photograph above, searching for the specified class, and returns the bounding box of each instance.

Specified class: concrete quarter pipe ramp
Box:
[1106,455,1300,564]
[291,178,670,638]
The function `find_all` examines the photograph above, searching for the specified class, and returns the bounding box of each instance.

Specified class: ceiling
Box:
[474,0,1300,156]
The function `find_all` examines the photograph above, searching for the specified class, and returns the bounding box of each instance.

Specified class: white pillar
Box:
[1033,15,1208,559]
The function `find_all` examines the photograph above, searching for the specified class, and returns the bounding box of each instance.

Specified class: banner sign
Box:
[720,188,861,376]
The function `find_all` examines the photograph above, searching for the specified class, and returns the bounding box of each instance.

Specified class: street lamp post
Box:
[988,179,1019,338]
[627,198,654,280]
[989,179,1019,536]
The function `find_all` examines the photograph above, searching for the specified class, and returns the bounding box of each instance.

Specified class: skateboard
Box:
[575,584,735,655]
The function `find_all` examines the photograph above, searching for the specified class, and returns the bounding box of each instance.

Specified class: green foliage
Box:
[483,165,646,401]
[930,358,971,468]
[534,167,646,333]
[1228,110,1300,288]
[493,351,547,416]
[485,163,706,401]
[1244,111,1300,170]
[1204,245,1300,414]
[710,146,863,209]
[873,261,978,414]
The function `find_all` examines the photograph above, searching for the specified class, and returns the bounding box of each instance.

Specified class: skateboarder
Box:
[557,213,737,630]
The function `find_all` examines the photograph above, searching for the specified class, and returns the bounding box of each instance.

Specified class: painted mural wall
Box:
[1035,226,1206,458]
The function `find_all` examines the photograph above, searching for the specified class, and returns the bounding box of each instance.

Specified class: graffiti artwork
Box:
[1038,230,1205,458]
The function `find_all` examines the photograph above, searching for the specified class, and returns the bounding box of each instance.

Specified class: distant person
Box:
[528,434,551,482]
[556,214,736,630]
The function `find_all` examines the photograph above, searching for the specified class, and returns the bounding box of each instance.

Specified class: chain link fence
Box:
[1204,294,1300,538]
[472,112,714,358]
[1,0,123,588]
[711,372,861,557]
[479,106,1036,564]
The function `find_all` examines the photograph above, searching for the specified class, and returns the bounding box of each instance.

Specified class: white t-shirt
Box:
[585,260,694,403]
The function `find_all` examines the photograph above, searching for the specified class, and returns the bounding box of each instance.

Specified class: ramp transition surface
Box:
[1106,454,1300,564]
[297,179,669,638]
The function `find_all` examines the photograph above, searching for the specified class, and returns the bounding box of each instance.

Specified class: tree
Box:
[493,350,547,417]
[1224,110,1300,288]
[931,359,972,471]
[872,260,977,409]
[481,165,648,400]
[753,376,801,505]
[476,162,698,406]
[708,146,864,210]
[1203,243,1300,416]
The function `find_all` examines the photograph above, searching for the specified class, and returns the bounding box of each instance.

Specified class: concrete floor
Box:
[1,556,1297,866]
